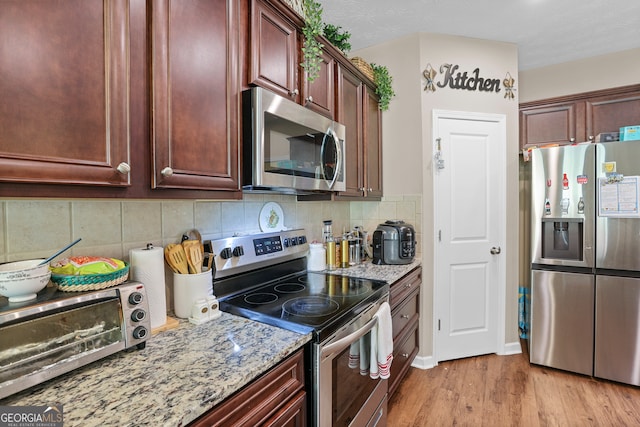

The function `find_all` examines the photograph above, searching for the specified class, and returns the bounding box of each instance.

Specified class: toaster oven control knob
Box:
[128,292,144,305]
[132,325,148,340]
[220,247,233,259]
[297,236,306,245]
[232,245,244,257]
[283,238,290,247]
[131,308,147,322]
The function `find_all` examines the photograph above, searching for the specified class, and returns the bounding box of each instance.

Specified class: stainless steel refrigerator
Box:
[530,140,640,385]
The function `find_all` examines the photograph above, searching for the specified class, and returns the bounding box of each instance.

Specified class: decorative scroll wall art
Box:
[422,63,517,100]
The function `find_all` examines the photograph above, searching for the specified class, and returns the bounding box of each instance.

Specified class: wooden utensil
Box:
[189,246,203,273]
[165,244,189,274]
[181,240,200,274]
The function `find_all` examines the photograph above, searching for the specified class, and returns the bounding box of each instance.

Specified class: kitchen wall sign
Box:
[422,63,516,100]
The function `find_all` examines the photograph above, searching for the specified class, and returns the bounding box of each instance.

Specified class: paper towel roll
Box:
[129,244,167,329]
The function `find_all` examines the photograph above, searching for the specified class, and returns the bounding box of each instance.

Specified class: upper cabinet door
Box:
[364,87,383,198]
[586,90,640,140]
[0,0,131,186]
[335,65,364,197]
[151,0,240,191]
[302,50,335,119]
[519,102,583,149]
[249,0,299,101]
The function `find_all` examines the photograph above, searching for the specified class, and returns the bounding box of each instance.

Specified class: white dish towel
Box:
[348,302,394,379]
[369,301,393,379]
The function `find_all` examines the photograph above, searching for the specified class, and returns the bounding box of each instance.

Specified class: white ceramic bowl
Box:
[0,259,51,302]
[0,259,49,281]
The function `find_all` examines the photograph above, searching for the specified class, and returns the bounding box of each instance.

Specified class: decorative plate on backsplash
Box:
[259,202,285,232]
[281,0,304,17]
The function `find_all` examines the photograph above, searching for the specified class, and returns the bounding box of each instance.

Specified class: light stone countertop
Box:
[0,261,420,426]
[324,258,422,284]
[0,312,311,427]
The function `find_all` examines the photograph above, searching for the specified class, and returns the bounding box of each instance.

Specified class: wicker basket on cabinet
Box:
[350,57,375,82]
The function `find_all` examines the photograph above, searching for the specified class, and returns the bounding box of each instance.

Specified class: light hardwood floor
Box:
[387,348,640,426]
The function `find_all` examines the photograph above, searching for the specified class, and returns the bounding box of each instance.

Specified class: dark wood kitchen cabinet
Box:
[364,86,383,199]
[585,88,640,140]
[334,68,382,200]
[249,0,299,100]
[248,0,335,118]
[301,49,336,119]
[150,0,241,191]
[335,65,365,197]
[520,84,640,150]
[519,101,581,149]
[389,266,421,399]
[189,349,306,427]
[0,0,131,187]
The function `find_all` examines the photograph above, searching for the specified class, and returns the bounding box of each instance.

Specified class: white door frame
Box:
[431,109,508,364]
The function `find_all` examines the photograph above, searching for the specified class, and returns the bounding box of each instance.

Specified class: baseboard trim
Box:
[411,355,436,370]
[410,341,523,370]
[499,340,523,356]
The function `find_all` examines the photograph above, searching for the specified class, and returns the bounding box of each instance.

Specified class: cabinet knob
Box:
[569,137,576,143]
[401,314,410,319]
[289,89,299,97]
[116,162,131,175]
[405,283,412,288]
[161,167,174,177]
[588,135,594,141]
[305,96,314,103]
[401,353,409,358]
[368,188,373,192]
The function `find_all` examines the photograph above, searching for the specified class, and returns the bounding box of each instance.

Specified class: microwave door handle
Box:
[321,128,341,190]
[330,128,342,190]
[320,315,377,359]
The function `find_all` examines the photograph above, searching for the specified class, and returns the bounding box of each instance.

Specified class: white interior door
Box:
[433,110,506,362]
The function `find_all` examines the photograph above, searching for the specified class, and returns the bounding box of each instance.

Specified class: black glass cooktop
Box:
[218,271,388,341]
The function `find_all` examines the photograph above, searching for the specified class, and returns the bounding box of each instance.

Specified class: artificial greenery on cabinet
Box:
[371,63,395,111]
[323,24,351,54]
[301,0,324,82]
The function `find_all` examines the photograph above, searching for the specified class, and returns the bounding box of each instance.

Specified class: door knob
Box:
[490,246,501,255]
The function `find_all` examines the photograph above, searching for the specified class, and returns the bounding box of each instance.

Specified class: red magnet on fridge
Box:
[562,173,569,190]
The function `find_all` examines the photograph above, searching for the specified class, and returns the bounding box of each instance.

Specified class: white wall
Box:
[354,32,521,361]
[519,47,640,102]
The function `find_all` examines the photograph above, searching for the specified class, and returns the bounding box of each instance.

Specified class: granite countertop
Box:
[0,313,311,427]
[325,258,421,284]
[0,261,420,426]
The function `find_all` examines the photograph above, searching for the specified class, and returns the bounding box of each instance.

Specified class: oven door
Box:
[314,299,388,427]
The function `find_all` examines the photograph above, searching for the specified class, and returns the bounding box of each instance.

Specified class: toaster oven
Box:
[0,282,151,400]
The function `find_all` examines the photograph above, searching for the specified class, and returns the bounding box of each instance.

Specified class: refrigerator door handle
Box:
[490,246,501,255]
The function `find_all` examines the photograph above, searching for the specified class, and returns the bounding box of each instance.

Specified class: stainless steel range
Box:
[211,229,389,427]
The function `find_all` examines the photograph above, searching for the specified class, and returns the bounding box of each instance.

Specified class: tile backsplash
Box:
[0,194,421,263]
[0,193,421,310]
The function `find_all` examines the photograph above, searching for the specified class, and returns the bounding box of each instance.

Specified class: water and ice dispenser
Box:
[540,218,583,261]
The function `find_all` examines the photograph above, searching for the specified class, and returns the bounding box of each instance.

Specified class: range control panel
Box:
[210,229,309,279]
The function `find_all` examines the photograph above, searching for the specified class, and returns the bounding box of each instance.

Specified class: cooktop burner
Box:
[282,297,340,317]
[219,270,387,340]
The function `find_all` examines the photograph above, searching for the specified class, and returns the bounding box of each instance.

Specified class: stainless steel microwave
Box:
[242,87,346,194]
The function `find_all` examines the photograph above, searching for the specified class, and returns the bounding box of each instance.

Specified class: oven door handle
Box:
[320,315,378,359]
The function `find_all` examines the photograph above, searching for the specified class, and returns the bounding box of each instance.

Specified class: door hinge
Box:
[438,319,441,331]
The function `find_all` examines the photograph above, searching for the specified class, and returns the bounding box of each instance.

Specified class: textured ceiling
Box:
[320,0,640,71]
